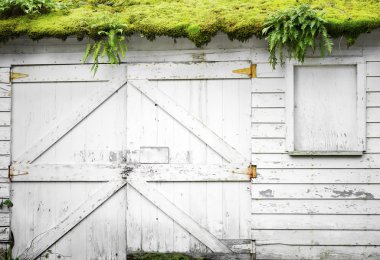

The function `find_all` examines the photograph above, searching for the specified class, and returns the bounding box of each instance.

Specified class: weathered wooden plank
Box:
[0,156,10,170]
[251,124,285,138]
[11,65,117,82]
[252,230,380,245]
[251,184,380,199]
[0,142,10,155]
[0,49,252,66]
[256,63,285,78]
[256,245,380,260]
[367,92,380,107]
[367,77,380,91]
[367,123,380,137]
[251,93,285,108]
[0,113,10,126]
[127,179,231,253]
[367,62,380,76]
[129,80,247,163]
[368,107,380,122]
[0,99,10,112]
[14,76,127,164]
[0,170,7,179]
[0,84,10,98]
[251,199,380,214]
[0,227,9,241]
[253,169,380,184]
[366,138,380,153]
[0,128,10,141]
[251,139,285,153]
[10,164,251,182]
[251,154,380,168]
[0,69,9,84]
[19,180,127,260]
[127,61,251,80]
[251,78,285,93]
[252,108,285,123]
[252,215,380,230]
[0,184,9,198]
[0,213,9,227]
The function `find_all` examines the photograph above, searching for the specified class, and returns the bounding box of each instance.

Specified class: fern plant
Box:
[262,5,333,68]
[0,0,62,17]
[83,25,128,74]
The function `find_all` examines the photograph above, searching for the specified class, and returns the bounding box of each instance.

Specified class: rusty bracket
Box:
[10,72,28,82]
[247,164,257,179]
[8,166,28,181]
[232,64,257,78]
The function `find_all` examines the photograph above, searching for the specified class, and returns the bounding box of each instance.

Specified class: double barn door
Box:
[10,61,253,259]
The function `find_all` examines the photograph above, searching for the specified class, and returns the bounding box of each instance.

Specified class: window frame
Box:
[285,57,367,156]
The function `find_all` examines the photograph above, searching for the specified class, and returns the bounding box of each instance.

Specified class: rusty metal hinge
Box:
[232,64,257,78]
[8,166,28,181]
[10,72,28,81]
[248,164,257,179]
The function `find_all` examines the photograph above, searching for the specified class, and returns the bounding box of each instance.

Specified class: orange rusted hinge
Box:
[247,164,257,179]
[232,64,257,78]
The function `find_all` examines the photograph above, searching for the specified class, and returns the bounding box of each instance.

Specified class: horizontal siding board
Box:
[256,245,380,260]
[367,77,380,91]
[0,113,10,126]
[251,154,380,168]
[0,128,10,141]
[0,156,10,170]
[0,170,7,179]
[252,139,285,153]
[252,108,285,123]
[0,84,10,98]
[366,138,380,153]
[0,227,9,241]
[256,63,285,78]
[254,169,380,184]
[252,124,285,138]
[251,200,380,214]
[251,184,380,199]
[251,78,285,93]
[252,214,380,230]
[0,142,10,155]
[0,184,9,198]
[367,62,380,76]
[0,214,9,227]
[367,92,380,107]
[368,108,380,122]
[0,99,10,112]
[252,230,380,245]
[251,93,285,108]
[367,123,380,137]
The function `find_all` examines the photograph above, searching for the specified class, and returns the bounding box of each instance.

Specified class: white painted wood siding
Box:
[251,30,380,259]
[0,68,11,255]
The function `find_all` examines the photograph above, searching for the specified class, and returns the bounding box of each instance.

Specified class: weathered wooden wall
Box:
[0,68,11,256]
[0,29,379,259]
[251,30,380,259]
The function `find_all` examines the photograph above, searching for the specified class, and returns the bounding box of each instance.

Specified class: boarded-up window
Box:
[286,59,366,155]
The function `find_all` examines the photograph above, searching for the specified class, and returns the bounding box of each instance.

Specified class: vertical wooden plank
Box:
[126,184,142,252]
[205,80,224,164]
[222,183,240,239]
[206,182,223,239]
[172,182,191,252]
[189,183,208,253]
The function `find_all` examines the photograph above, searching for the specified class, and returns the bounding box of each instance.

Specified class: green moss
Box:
[0,0,380,45]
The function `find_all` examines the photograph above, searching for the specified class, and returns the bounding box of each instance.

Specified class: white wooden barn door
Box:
[10,61,252,259]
